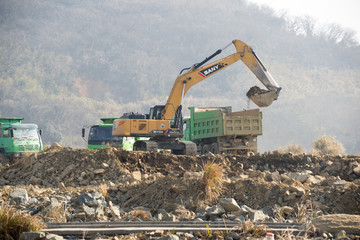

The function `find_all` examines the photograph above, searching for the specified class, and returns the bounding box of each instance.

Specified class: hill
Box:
[0,0,359,153]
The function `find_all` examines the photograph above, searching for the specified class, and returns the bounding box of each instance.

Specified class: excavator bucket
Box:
[246,86,278,107]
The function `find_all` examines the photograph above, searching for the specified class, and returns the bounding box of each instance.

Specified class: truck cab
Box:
[0,118,43,160]
[83,118,136,150]
[86,125,135,150]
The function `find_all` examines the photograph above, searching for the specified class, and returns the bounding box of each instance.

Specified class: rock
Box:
[82,204,96,220]
[19,232,46,240]
[162,212,176,221]
[287,172,310,183]
[249,210,268,222]
[241,205,253,212]
[108,201,121,219]
[271,171,281,183]
[131,171,142,181]
[159,235,179,240]
[324,162,342,176]
[45,233,65,240]
[28,197,39,205]
[312,214,360,234]
[28,176,43,185]
[333,179,351,186]
[156,212,164,221]
[352,166,360,176]
[247,169,259,178]
[229,232,241,240]
[206,204,226,218]
[10,188,29,204]
[305,175,325,185]
[219,198,241,212]
[289,186,305,196]
[279,173,290,183]
[58,182,67,191]
[79,191,106,207]
[335,230,347,239]
[95,205,105,219]
[282,190,293,202]
[59,164,75,179]
[31,162,43,175]
[94,169,105,174]
[280,206,294,216]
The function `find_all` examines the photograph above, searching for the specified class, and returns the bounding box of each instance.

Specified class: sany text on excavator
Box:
[112,39,281,155]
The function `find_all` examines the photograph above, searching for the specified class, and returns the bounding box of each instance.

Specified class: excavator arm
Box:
[162,39,281,120]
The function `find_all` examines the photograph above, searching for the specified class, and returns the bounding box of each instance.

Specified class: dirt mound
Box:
[0,146,212,187]
[0,147,359,215]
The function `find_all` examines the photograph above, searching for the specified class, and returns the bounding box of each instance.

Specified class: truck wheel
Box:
[202,144,210,155]
[210,143,218,154]
[0,152,8,167]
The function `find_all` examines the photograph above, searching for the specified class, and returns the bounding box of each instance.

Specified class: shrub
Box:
[201,160,225,202]
[277,143,306,155]
[0,204,44,240]
[311,135,345,156]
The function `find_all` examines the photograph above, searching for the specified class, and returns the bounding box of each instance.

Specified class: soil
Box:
[246,86,269,98]
[0,145,360,239]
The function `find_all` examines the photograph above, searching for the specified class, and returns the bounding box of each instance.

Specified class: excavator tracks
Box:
[133,140,197,155]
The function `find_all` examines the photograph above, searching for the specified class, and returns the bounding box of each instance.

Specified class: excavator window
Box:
[149,105,165,120]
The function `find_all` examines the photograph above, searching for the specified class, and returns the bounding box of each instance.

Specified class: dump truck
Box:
[182,107,262,154]
[82,118,136,150]
[0,118,43,163]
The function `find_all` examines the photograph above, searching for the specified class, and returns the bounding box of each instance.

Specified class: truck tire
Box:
[202,144,210,155]
[210,143,218,154]
[0,152,8,167]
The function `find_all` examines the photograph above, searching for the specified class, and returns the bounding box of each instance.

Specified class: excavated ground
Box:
[0,145,360,239]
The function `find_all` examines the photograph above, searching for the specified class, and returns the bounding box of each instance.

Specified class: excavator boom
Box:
[162,39,281,120]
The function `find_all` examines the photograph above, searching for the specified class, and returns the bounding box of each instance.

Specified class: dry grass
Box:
[0,203,44,240]
[201,160,225,202]
[272,195,320,239]
[294,195,321,223]
[277,143,306,155]
[127,209,152,221]
[311,135,345,156]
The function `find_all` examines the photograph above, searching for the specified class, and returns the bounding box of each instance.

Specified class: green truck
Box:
[82,118,135,150]
[182,107,262,154]
[0,118,43,162]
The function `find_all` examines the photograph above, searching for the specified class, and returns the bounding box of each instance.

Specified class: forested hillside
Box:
[1,0,359,153]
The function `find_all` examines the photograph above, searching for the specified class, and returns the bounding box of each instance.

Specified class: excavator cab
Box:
[149,105,164,120]
[149,105,183,129]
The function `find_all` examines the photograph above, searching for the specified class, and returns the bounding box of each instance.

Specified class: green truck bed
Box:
[182,107,262,154]
[183,107,262,141]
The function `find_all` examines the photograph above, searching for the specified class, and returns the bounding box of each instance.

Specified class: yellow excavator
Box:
[112,39,281,155]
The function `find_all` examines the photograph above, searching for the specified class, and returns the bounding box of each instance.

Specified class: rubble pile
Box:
[0,145,359,239]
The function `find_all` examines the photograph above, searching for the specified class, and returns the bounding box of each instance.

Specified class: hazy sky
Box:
[247,0,360,42]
